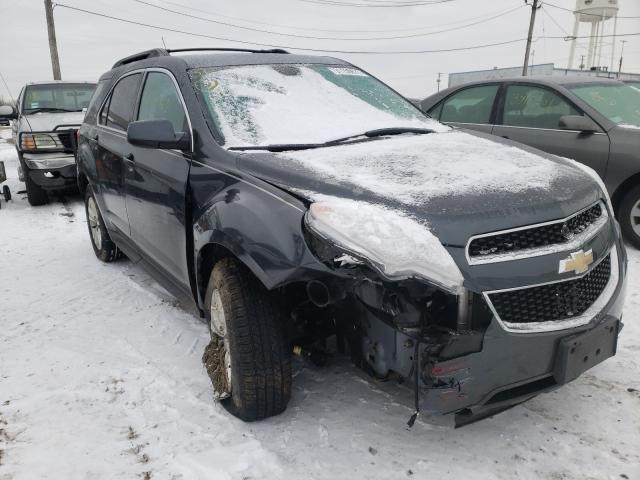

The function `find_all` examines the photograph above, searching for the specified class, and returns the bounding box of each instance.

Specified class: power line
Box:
[151,0,528,34]
[130,0,524,41]
[298,0,455,7]
[543,2,640,20]
[52,3,640,55]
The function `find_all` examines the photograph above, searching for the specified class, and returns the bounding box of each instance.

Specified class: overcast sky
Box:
[1,0,639,99]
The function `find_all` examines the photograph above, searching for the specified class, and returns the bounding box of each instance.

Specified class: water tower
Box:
[567,0,619,71]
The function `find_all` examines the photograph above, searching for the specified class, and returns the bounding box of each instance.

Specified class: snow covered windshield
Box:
[569,83,640,128]
[190,64,445,147]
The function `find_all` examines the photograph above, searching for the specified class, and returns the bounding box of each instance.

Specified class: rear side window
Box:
[502,85,580,129]
[105,73,142,131]
[137,72,188,133]
[438,85,499,124]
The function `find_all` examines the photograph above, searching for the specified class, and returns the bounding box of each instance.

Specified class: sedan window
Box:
[502,85,579,130]
[570,83,640,128]
[437,85,499,124]
[138,72,188,133]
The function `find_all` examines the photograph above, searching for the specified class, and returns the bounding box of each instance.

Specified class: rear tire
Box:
[2,185,10,202]
[618,185,640,250]
[202,258,292,421]
[25,175,48,206]
[84,187,121,262]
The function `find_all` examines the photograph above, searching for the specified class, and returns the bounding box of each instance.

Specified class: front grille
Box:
[468,203,603,258]
[487,254,611,324]
[57,131,73,150]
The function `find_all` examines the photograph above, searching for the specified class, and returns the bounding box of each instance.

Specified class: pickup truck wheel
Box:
[2,185,11,202]
[84,188,121,262]
[619,185,640,249]
[25,175,48,206]
[203,258,292,421]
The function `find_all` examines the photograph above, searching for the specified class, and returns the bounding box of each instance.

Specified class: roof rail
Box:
[112,48,169,69]
[166,48,290,55]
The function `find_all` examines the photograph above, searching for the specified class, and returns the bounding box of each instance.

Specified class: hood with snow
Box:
[235,129,603,247]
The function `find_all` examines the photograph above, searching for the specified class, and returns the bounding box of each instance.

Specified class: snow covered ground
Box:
[0,126,638,480]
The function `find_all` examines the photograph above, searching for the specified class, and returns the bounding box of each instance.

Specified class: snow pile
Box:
[307,196,464,292]
[277,131,582,205]
[191,64,446,148]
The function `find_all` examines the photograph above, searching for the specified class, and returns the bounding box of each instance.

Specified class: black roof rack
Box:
[167,48,290,55]
[112,48,169,69]
[111,47,290,70]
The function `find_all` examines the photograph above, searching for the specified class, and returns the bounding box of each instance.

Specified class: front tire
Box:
[25,175,48,206]
[84,187,121,262]
[618,185,640,250]
[202,258,292,421]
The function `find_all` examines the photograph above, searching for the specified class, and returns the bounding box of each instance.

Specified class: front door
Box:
[95,72,143,234]
[124,70,192,289]
[492,84,610,177]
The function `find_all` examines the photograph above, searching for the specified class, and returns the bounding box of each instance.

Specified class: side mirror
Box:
[559,115,600,133]
[0,105,17,120]
[127,120,190,150]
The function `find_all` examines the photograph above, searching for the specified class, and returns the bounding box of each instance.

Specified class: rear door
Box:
[124,69,192,289]
[427,84,501,135]
[492,83,610,177]
[94,72,143,235]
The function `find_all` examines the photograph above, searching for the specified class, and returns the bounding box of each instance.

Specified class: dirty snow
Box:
[191,64,446,148]
[307,196,464,292]
[277,131,587,206]
[1,126,639,480]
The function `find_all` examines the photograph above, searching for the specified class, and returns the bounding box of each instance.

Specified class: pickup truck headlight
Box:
[20,133,64,152]
[305,198,465,294]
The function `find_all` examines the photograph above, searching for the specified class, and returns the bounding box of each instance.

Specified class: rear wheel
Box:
[25,175,48,206]
[84,187,121,262]
[618,185,640,250]
[202,258,292,421]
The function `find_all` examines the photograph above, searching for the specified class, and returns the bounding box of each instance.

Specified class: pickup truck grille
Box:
[468,203,605,261]
[487,253,611,325]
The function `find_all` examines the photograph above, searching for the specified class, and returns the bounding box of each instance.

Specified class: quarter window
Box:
[502,85,580,129]
[437,85,499,124]
[105,73,142,131]
[137,72,187,133]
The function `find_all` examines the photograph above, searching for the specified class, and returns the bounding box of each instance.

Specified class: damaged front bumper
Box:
[21,153,77,190]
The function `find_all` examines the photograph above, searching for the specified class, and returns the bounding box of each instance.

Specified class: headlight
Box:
[20,133,64,151]
[305,197,464,294]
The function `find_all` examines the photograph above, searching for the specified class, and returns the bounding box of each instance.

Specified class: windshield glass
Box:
[190,64,445,147]
[22,83,96,114]
[569,83,640,128]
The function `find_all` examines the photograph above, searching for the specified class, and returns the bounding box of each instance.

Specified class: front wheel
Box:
[202,258,292,421]
[618,185,640,250]
[25,175,48,206]
[2,185,10,202]
[84,187,121,262]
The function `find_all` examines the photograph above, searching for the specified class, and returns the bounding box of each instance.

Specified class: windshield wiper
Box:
[228,127,435,152]
[26,107,79,114]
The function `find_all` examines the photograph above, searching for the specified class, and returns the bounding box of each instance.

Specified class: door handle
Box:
[125,153,135,161]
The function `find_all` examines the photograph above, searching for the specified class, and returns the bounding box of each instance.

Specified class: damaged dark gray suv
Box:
[77,48,627,426]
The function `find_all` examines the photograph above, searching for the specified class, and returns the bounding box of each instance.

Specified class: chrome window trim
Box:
[465,201,608,265]
[495,124,607,135]
[483,245,618,334]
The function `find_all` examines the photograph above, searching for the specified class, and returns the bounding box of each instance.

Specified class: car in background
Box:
[0,81,96,205]
[420,77,640,248]
[76,48,626,425]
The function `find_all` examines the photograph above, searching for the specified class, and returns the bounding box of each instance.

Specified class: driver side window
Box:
[502,85,580,129]
[137,72,188,134]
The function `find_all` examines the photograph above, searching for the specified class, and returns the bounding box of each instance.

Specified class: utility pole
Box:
[522,0,540,76]
[44,0,61,80]
[617,40,627,78]
[436,72,442,92]
[580,55,585,70]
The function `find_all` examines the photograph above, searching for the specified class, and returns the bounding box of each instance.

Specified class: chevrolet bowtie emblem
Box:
[559,249,594,275]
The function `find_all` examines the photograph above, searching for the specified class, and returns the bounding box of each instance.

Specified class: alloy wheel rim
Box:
[87,197,102,251]
[631,199,640,238]
[210,289,232,399]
